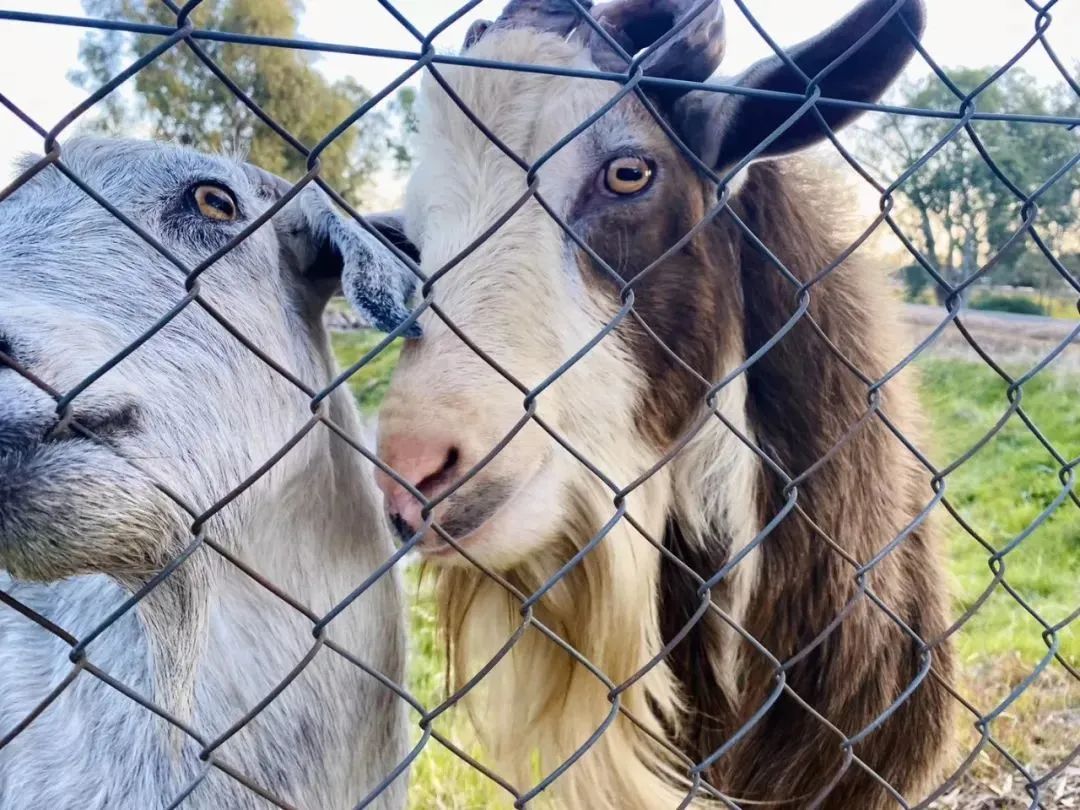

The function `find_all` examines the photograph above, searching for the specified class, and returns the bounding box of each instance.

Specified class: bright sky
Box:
[1,0,1077,177]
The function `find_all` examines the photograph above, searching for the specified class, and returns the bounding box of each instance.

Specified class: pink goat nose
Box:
[375,434,462,536]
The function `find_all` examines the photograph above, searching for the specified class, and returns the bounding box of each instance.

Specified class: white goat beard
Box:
[433,380,762,809]
[436,472,693,808]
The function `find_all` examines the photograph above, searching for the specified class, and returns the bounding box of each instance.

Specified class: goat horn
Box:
[587,0,724,85]
[241,163,296,201]
[488,0,592,37]
[464,19,492,48]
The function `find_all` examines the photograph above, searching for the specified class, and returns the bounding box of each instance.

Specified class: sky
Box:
[1,0,1078,181]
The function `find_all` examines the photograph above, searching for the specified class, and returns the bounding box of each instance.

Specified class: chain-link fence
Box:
[0,1,1077,808]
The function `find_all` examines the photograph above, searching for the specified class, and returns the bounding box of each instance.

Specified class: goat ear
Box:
[277,188,421,338]
[673,0,925,172]
[363,210,421,265]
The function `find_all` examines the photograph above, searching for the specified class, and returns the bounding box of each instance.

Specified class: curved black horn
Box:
[587,0,724,83]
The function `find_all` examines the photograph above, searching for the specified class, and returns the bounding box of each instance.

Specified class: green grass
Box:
[1044,296,1080,320]
[330,330,402,414]
[330,330,1078,802]
[919,359,1078,669]
[400,569,505,810]
[916,359,1078,775]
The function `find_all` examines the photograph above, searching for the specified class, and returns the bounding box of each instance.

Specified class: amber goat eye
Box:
[602,156,653,196]
[192,184,238,222]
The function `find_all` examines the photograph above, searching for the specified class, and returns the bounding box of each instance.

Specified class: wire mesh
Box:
[0,1,1077,808]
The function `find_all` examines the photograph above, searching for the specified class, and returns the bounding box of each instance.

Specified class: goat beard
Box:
[0,442,184,581]
[432,473,707,809]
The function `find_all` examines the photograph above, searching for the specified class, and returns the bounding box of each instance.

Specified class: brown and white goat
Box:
[375,0,953,806]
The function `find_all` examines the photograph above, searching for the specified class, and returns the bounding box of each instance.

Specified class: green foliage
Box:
[329,328,402,412]
[386,86,419,174]
[860,68,1080,298]
[72,0,412,202]
[969,293,1048,316]
[899,263,931,301]
[987,243,1079,294]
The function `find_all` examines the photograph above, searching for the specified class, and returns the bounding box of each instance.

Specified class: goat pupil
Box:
[208,194,231,214]
[617,167,642,182]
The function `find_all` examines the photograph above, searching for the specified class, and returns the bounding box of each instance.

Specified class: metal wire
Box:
[0,1,1077,808]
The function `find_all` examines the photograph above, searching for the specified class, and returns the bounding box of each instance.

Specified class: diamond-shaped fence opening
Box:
[0,1,1077,809]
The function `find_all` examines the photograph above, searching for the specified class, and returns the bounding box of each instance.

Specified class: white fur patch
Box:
[382,28,765,810]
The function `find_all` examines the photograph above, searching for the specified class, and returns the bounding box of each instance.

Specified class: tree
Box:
[72,0,414,203]
[385,86,419,174]
[857,67,1079,303]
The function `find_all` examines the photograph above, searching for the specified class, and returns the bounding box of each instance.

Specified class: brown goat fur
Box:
[644,161,954,807]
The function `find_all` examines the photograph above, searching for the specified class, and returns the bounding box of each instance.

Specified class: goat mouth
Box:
[418,486,512,558]
[0,405,139,465]
[42,404,139,446]
[414,457,552,560]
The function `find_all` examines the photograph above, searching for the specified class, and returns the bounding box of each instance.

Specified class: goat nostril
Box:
[415,446,461,497]
[390,513,415,543]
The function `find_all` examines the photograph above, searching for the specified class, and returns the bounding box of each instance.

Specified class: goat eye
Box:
[192,184,238,222]
[602,156,653,196]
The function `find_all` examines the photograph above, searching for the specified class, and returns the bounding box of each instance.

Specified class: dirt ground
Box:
[905,304,1079,374]
[930,659,1078,809]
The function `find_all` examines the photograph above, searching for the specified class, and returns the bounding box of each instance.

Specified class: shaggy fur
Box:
[0,139,411,809]
[376,3,952,807]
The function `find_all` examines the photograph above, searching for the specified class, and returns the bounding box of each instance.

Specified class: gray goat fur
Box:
[0,138,411,809]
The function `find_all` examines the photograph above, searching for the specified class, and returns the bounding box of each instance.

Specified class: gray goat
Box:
[0,138,416,809]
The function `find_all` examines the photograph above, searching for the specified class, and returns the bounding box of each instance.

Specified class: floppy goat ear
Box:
[673,0,925,173]
[245,165,421,338]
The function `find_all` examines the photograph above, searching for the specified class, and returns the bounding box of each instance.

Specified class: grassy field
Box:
[919,359,1077,666]
[1042,296,1080,320]
[330,330,1078,807]
[917,358,1078,801]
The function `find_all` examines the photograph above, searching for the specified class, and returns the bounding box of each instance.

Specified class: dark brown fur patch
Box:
[573,149,743,447]
[711,162,952,807]
[582,156,953,807]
